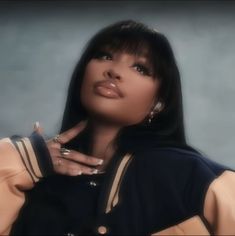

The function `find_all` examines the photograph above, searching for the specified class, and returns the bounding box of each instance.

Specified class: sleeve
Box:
[0,132,54,235]
[203,170,235,235]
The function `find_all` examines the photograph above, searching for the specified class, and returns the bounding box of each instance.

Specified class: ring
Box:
[56,158,62,166]
[53,135,62,144]
[60,148,71,157]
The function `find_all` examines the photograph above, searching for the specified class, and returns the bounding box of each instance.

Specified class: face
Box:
[80,47,161,126]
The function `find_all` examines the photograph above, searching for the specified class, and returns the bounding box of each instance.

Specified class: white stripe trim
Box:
[105,153,133,213]
[16,141,38,182]
[22,138,43,178]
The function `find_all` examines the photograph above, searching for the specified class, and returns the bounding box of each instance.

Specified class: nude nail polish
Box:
[92,169,98,174]
[97,159,104,165]
[34,121,40,130]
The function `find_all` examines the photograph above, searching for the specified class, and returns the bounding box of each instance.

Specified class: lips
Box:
[93,80,124,98]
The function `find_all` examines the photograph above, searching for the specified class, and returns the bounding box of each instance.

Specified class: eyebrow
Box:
[135,50,150,58]
[127,49,151,61]
[135,54,149,61]
[98,45,152,64]
[134,52,152,63]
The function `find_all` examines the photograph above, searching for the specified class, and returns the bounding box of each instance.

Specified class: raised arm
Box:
[0,132,53,235]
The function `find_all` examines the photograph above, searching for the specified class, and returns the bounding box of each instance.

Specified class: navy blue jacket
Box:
[7,133,235,235]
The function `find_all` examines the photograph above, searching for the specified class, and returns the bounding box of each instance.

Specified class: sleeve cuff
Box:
[29,131,54,178]
[10,132,54,182]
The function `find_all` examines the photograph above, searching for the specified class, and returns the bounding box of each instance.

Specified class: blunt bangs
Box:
[86,21,161,79]
[60,20,200,155]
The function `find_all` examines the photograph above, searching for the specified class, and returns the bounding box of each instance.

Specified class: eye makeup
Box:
[92,49,153,77]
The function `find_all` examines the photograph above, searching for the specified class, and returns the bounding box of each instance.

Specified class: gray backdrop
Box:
[0,1,234,167]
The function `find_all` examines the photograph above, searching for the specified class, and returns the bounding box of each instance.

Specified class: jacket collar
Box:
[96,149,133,216]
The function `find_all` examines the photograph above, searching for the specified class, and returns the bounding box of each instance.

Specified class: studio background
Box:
[0,1,234,167]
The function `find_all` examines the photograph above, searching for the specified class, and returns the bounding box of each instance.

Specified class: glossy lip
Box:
[93,80,124,98]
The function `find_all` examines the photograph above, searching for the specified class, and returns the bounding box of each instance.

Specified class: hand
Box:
[34,121,103,176]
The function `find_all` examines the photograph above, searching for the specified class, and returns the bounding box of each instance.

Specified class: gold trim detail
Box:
[105,153,133,213]
[15,138,42,182]
[15,141,38,183]
[21,138,42,178]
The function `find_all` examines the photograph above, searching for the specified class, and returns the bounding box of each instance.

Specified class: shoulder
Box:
[132,146,232,198]
[131,146,234,215]
[134,146,229,176]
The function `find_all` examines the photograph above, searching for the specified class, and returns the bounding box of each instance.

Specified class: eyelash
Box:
[133,64,151,76]
[93,51,152,76]
[93,51,112,60]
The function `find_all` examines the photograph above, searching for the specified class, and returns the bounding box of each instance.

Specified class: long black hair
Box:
[60,19,200,154]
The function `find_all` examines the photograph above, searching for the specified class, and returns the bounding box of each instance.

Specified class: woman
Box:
[0,20,235,235]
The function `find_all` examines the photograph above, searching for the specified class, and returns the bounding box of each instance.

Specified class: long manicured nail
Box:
[97,159,104,165]
[92,169,98,174]
[34,121,40,130]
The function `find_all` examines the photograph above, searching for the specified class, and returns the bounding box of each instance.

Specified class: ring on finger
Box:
[60,148,71,157]
[53,135,62,144]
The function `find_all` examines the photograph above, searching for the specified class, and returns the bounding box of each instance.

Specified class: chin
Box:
[88,108,136,127]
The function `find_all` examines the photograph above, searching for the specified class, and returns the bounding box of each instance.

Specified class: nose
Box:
[103,68,121,80]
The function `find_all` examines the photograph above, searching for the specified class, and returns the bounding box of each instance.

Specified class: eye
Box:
[133,63,152,76]
[93,51,112,60]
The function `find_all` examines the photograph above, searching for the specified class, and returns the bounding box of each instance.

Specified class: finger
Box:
[46,138,61,149]
[54,148,103,166]
[58,120,87,144]
[33,121,43,135]
[79,164,99,175]
[53,156,99,176]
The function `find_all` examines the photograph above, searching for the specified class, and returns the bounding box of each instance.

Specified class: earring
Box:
[148,101,163,124]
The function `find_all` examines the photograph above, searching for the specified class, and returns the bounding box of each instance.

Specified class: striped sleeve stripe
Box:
[14,137,43,183]
[21,137,43,179]
[112,154,133,208]
[15,140,38,183]
[105,153,133,213]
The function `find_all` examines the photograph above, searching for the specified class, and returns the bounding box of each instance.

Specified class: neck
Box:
[87,118,122,172]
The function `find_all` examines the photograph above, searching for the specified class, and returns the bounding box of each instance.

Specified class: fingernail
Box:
[34,121,40,130]
[77,170,82,175]
[92,169,98,174]
[97,159,103,165]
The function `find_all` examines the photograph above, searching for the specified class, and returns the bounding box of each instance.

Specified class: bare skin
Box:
[38,49,161,176]
[36,121,103,176]
[86,119,120,172]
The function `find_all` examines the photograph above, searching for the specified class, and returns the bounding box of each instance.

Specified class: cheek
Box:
[120,80,159,124]
[82,62,101,86]
[80,62,102,103]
